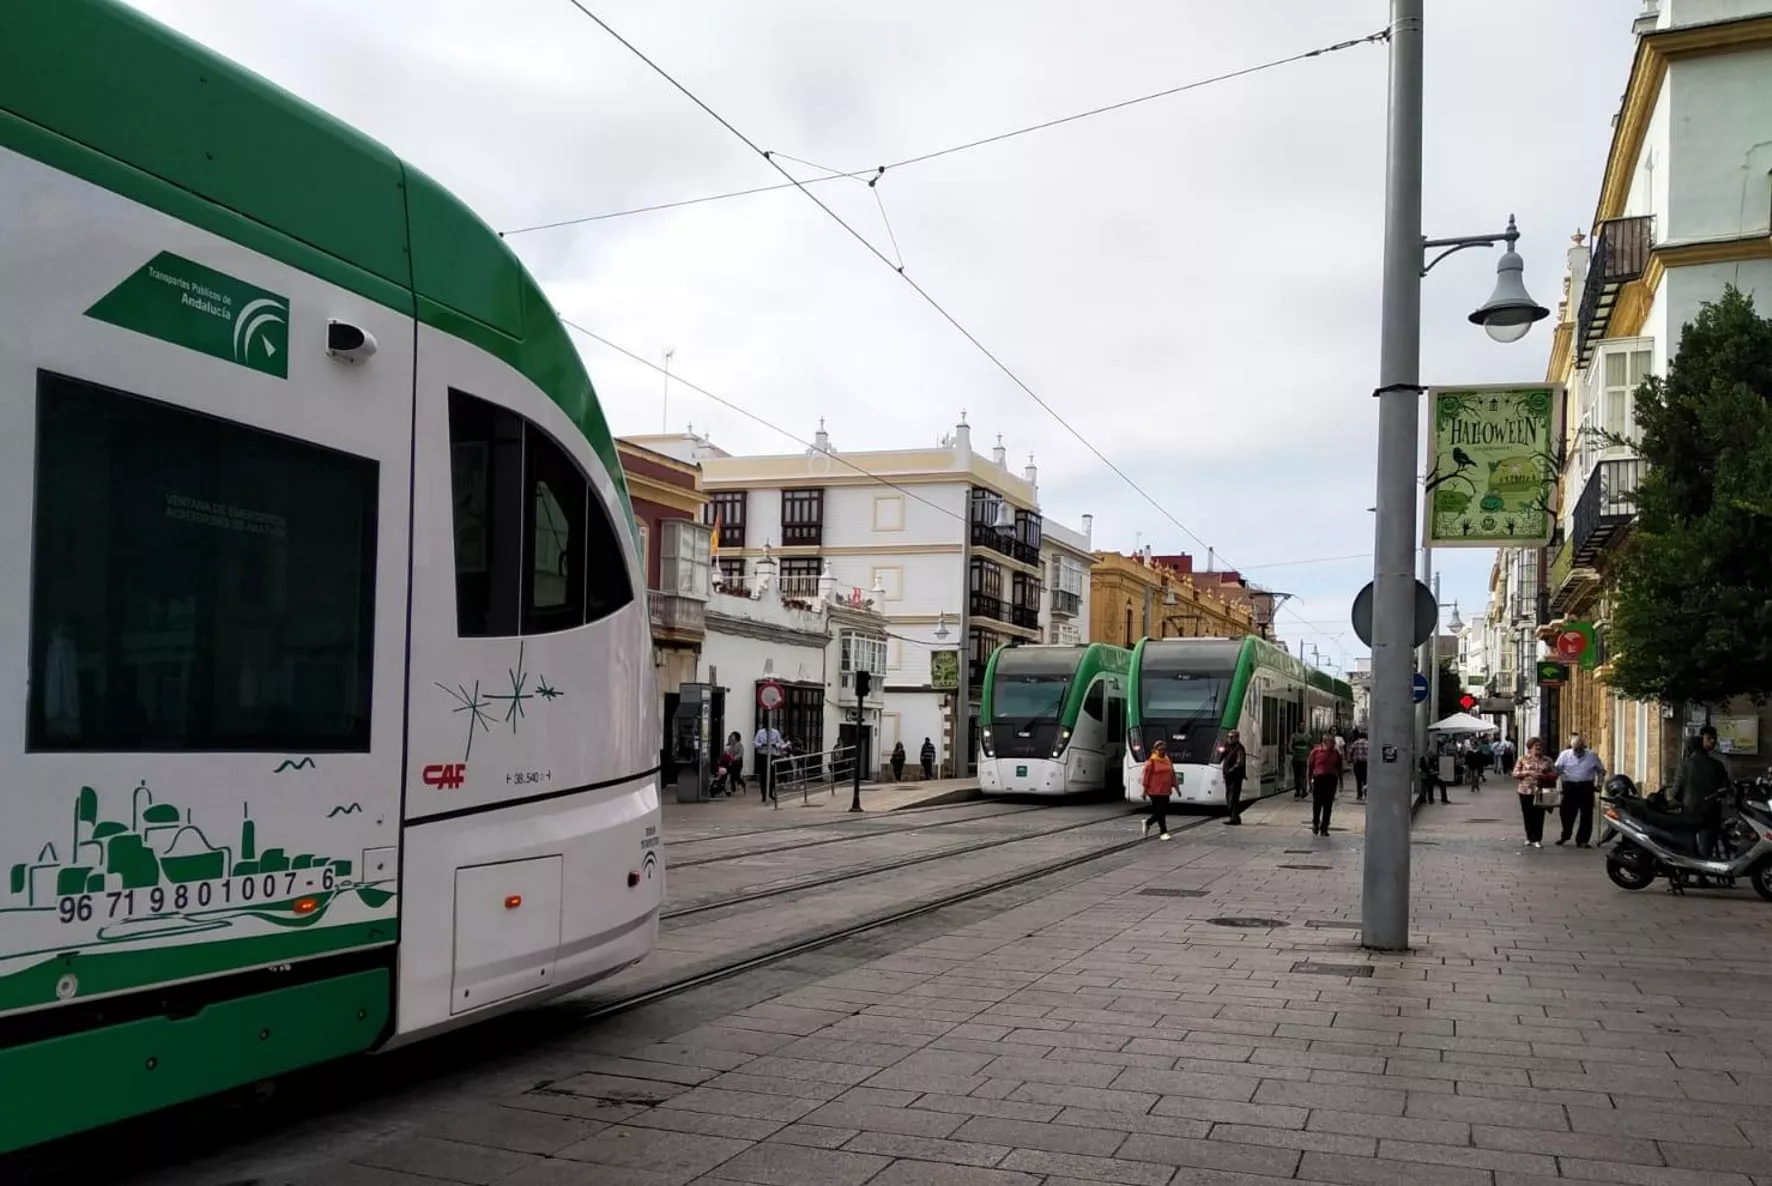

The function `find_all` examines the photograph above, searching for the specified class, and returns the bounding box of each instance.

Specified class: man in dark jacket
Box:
[1220,729,1248,826]
[920,737,937,780]
[1673,725,1731,857]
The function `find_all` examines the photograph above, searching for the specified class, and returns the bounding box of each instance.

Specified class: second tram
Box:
[1123,637,1353,809]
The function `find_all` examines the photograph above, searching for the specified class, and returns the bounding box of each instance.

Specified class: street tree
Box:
[1607,285,1772,706]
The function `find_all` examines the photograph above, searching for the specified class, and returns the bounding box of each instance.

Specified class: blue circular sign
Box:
[1412,673,1430,704]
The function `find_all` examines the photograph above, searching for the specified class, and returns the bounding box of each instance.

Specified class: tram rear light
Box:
[504,895,523,910]
[293,897,319,915]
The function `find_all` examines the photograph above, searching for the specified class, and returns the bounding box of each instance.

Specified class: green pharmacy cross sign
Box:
[1423,384,1562,547]
[86,251,289,379]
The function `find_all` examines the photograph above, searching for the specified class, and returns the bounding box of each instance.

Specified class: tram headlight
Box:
[980,727,994,758]
[1128,732,1144,761]
[1051,728,1071,759]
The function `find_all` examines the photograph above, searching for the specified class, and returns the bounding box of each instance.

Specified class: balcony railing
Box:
[970,521,1039,566]
[1576,216,1653,368]
[1050,588,1081,617]
[1011,605,1041,631]
[970,591,1005,622]
[648,590,706,637]
[779,573,822,599]
[1571,456,1643,565]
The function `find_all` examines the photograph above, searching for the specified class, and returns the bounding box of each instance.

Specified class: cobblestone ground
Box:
[108,780,1772,1185]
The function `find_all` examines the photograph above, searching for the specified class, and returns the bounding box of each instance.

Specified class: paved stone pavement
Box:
[127,778,1772,1185]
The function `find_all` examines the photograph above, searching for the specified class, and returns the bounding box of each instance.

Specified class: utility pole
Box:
[1362,0,1424,953]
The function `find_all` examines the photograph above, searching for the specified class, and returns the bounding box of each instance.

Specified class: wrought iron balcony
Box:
[969,521,1039,566]
[1050,588,1082,618]
[1576,216,1653,368]
[969,591,1006,623]
[1571,457,1642,565]
[648,590,706,638]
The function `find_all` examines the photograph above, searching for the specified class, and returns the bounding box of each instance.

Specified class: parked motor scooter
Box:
[1602,774,1772,898]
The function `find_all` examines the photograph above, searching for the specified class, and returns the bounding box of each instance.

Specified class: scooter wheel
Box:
[1751,859,1772,902]
[1606,853,1655,891]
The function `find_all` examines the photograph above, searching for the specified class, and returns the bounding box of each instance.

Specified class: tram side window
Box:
[1083,680,1104,721]
[28,372,378,752]
[448,390,631,637]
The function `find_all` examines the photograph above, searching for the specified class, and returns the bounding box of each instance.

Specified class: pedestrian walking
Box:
[1348,731,1370,800]
[1290,724,1312,799]
[919,737,936,780]
[1552,733,1605,847]
[1140,739,1179,840]
[1498,736,1517,775]
[1307,732,1343,835]
[890,741,906,783]
[1511,736,1558,847]
[1220,728,1248,825]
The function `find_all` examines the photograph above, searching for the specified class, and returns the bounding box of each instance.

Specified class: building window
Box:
[840,631,888,692]
[28,372,378,752]
[448,390,632,636]
[969,557,1004,621]
[717,557,747,593]
[781,488,824,546]
[637,520,650,581]
[707,490,747,549]
[779,557,822,599]
[1125,606,1134,647]
[778,684,824,756]
[659,519,712,600]
[1579,341,1651,476]
[1015,509,1043,553]
[968,627,1001,687]
[1011,572,1042,630]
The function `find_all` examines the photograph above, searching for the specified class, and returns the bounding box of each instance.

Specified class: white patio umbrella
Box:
[1429,712,1498,734]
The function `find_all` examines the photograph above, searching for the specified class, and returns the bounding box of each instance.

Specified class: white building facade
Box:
[1040,513,1094,647]
[628,417,1092,775]
[698,570,890,782]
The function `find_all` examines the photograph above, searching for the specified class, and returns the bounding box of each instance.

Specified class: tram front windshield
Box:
[1141,672,1226,719]
[992,673,1072,721]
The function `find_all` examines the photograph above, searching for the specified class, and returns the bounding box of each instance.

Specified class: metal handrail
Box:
[768,744,860,807]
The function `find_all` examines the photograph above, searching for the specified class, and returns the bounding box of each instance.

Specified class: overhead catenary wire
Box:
[568,319,1362,660]
[556,3,1378,660]
[504,24,1389,235]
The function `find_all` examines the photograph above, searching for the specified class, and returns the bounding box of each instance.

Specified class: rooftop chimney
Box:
[1023,453,1038,490]
[992,434,1007,468]
[953,410,971,457]
[812,417,831,454]
[1080,513,1093,545]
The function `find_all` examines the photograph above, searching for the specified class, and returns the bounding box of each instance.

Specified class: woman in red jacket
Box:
[1142,740,1179,840]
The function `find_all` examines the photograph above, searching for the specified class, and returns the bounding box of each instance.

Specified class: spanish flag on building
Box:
[710,509,722,558]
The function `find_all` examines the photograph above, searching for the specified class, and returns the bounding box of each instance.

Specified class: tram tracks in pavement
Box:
[580,811,1215,1021]
[26,811,1208,1185]
[665,801,1051,869]
[662,804,1141,918]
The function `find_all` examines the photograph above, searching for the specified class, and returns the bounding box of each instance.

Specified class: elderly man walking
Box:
[1552,733,1605,848]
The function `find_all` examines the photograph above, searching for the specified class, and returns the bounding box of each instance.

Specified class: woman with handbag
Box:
[1511,736,1558,848]
[1141,740,1179,840]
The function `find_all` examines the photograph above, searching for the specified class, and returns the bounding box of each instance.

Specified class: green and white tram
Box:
[0,0,662,1151]
[977,644,1131,796]
[1123,637,1353,809]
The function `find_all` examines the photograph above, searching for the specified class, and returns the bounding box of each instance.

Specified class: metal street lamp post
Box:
[1364,0,1549,953]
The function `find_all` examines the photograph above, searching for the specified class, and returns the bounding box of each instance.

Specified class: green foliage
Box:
[1607,286,1772,705]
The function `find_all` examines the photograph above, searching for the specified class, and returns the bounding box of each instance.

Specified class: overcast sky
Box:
[128,0,1641,676]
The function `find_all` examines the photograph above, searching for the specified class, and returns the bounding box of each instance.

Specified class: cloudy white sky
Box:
[128,0,1641,676]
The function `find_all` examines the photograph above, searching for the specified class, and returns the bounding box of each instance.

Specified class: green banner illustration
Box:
[86,251,289,379]
[1425,385,1559,547]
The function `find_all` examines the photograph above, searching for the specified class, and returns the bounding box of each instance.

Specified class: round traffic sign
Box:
[757,679,784,711]
[1411,673,1429,704]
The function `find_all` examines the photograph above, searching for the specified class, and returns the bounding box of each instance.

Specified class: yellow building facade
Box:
[1089,551,1254,648]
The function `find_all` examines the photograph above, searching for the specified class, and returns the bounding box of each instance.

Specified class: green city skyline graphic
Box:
[4,781,382,915]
